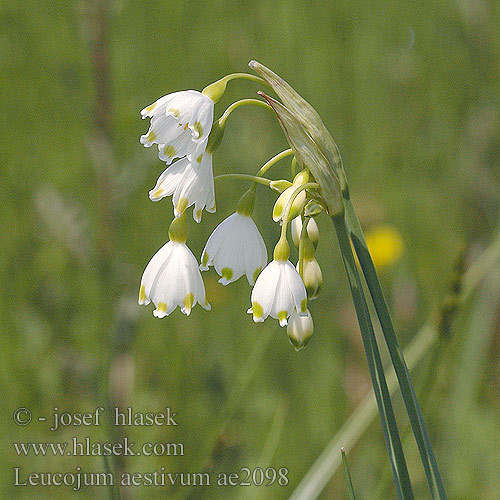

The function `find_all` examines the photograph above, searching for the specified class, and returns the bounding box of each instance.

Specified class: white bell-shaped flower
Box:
[149,153,215,222]
[248,238,307,327]
[140,90,214,166]
[200,212,267,285]
[287,309,314,350]
[138,215,210,317]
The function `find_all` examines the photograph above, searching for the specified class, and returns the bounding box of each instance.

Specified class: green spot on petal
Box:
[139,284,146,303]
[164,145,177,158]
[176,197,188,215]
[147,130,157,142]
[202,252,209,267]
[278,310,288,326]
[221,267,233,281]
[157,302,167,313]
[168,107,180,117]
[193,120,204,138]
[183,293,194,311]
[252,302,263,319]
[300,298,308,313]
[196,154,203,163]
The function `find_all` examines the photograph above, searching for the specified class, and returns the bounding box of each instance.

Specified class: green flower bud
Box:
[298,257,322,300]
[287,309,314,351]
[273,184,307,223]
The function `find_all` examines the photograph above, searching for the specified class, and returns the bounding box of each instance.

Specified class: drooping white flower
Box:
[140,90,214,166]
[138,239,210,318]
[200,212,267,285]
[248,239,307,326]
[149,153,215,222]
[287,309,314,350]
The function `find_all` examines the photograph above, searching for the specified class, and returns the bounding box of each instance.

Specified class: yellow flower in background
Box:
[365,225,404,269]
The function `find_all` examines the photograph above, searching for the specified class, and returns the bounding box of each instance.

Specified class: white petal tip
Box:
[279,318,288,327]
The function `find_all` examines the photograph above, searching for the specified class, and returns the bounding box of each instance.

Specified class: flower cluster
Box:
[138,66,326,350]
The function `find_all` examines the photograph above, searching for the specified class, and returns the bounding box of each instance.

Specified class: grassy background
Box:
[2,0,500,499]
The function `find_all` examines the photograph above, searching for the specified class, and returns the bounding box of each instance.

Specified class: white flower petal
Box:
[201,213,267,285]
[249,259,307,327]
[140,90,214,163]
[149,154,215,222]
[139,240,210,317]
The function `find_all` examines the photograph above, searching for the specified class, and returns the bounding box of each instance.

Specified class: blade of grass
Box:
[332,214,414,500]
[344,198,447,500]
[341,448,357,500]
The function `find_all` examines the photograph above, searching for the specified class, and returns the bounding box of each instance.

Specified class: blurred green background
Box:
[2,0,500,499]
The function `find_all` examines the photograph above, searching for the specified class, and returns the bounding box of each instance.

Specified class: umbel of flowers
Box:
[138,63,338,350]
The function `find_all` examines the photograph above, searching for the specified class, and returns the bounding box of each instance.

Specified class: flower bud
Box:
[287,309,314,350]
[297,257,322,300]
[270,179,292,193]
[291,216,320,249]
[272,170,309,223]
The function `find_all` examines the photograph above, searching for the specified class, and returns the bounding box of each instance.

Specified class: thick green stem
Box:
[332,214,414,500]
[344,198,448,500]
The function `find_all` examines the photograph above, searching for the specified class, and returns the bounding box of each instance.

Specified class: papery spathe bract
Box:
[149,153,215,222]
[139,240,210,318]
[140,90,214,166]
[200,212,267,285]
[248,258,307,327]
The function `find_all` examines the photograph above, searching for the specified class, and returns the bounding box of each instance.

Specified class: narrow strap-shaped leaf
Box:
[332,214,414,500]
[341,448,357,500]
[344,199,448,500]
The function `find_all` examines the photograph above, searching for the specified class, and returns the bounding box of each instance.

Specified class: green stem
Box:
[215,173,271,186]
[332,214,414,500]
[218,98,272,127]
[344,198,448,500]
[257,149,293,177]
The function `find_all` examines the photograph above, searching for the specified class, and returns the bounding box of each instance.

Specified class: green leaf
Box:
[332,214,414,500]
[344,199,448,500]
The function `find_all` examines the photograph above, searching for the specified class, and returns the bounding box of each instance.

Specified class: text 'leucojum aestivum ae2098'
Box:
[138,61,344,351]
